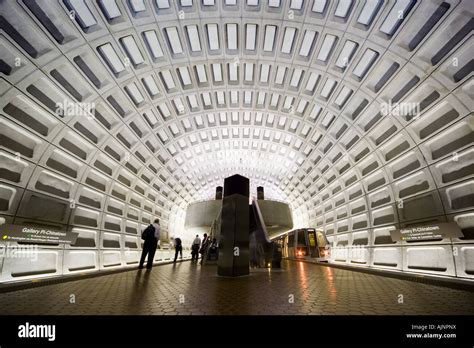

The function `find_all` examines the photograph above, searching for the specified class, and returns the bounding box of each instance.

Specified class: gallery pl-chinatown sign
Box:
[0,224,79,244]
[390,222,463,242]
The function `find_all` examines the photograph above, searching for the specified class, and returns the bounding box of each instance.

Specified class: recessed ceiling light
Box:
[263,25,277,52]
[290,0,303,10]
[283,96,294,110]
[173,97,185,113]
[334,86,353,107]
[160,70,176,89]
[275,66,286,84]
[195,64,208,83]
[180,0,193,7]
[301,124,311,137]
[216,91,225,104]
[156,0,170,9]
[178,66,192,86]
[157,129,169,142]
[380,0,415,36]
[143,30,164,58]
[207,113,216,124]
[270,94,279,107]
[143,110,159,126]
[169,123,180,135]
[317,34,337,62]
[290,69,303,87]
[212,63,223,82]
[290,119,299,130]
[311,132,322,143]
[120,35,144,65]
[226,23,238,50]
[321,113,335,128]
[230,90,238,104]
[352,48,378,78]
[268,0,280,7]
[207,24,220,50]
[186,25,202,52]
[165,27,184,54]
[299,30,317,57]
[195,115,204,126]
[64,0,97,28]
[305,72,320,92]
[158,102,171,118]
[335,40,358,68]
[296,100,308,114]
[99,0,122,19]
[182,118,192,129]
[244,63,254,81]
[260,64,270,83]
[335,0,353,18]
[246,24,257,50]
[228,63,238,81]
[202,92,212,105]
[142,75,160,96]
[320,78,337,98]
[281,27,296,54]
[357,0,382,26]
[129,0,146,12]
[312,0,327,13]
[97,43,125,74]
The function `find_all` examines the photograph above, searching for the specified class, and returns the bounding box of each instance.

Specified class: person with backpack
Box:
[173,237,182,263]
[139,219,160,270]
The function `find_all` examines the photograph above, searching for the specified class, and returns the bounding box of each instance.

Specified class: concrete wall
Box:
[257,200,293,238]
[184,200,222,235]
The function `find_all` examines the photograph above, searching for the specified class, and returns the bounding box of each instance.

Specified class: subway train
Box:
[272,228,331,263]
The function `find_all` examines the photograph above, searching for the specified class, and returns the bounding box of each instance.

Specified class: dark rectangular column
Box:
[215,186,223,200]
[257,186,264,200]
[218,175,249,277]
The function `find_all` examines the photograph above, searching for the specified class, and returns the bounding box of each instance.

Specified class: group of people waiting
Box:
[191,233,218,264]
[138,219,218,270]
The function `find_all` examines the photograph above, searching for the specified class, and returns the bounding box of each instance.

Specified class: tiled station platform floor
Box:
[0,260,473,315]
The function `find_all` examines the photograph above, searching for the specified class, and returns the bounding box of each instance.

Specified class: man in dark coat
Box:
[173,237,182,262]
[139,219,160,270]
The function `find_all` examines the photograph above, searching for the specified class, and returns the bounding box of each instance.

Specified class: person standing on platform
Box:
[191,234,201,262]
[173,237,183,262]
[139,219,160,270]
[199,233,209,265]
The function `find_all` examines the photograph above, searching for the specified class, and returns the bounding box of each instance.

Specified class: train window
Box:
[297,230,307,245]
[308,232,316,247]
[317,231,327,247]
[288,232,295,246]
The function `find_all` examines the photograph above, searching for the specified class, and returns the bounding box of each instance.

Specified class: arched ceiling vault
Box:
[0,0,472,238]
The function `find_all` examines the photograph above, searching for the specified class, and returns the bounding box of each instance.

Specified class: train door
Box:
[315,230,330,261]
[295,229,308,258]
[287,231,295,257]
[306,229,319,258]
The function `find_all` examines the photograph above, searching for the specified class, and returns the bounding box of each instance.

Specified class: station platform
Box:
[0,260,472,315]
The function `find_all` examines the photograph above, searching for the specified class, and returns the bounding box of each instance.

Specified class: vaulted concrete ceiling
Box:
[0,0,472,240]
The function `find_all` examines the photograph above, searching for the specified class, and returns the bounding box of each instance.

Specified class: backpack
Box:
[141,224,154,240]
[175,238,182,247]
